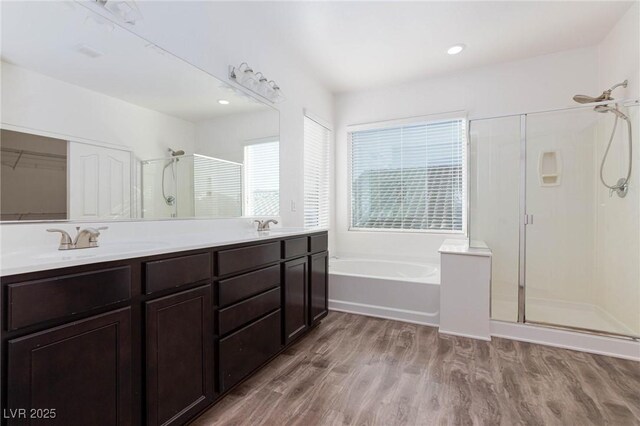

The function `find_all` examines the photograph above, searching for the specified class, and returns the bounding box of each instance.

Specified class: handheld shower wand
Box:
[573,80,632,198]
[162,148,185,207]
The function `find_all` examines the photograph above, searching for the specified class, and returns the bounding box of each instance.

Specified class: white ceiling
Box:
[203,1,634,93]
[2,1,634,102]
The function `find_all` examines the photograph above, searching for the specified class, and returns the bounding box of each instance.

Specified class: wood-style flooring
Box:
[192,311,640,426]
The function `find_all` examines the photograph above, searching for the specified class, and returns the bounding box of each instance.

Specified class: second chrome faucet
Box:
[254,219,278,231]
[47,226,108,250]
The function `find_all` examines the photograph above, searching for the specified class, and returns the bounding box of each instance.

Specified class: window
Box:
[304,116,331,228]
[349,118,465,232]
[244,140,279,216]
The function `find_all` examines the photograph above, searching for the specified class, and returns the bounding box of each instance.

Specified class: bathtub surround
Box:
[438,240,492,341]
[328,258,440,326]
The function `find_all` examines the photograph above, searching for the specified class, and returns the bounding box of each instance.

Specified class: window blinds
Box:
[349,119,465,232]
[244,141,279,216]
[304,116,331,228]
[193,155,242,217]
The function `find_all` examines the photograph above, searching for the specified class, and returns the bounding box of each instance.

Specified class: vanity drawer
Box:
[310,234,328,253]
[216,242,280,276]
[219,309,282,392]
[217,264,280,307]
[144,252,211,294]
[7,266,131,331]
[282,237,308,259]
[217,287,280,336]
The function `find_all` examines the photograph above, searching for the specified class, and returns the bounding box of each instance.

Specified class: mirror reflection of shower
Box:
[573,80,632,198]
[163,148,185,207]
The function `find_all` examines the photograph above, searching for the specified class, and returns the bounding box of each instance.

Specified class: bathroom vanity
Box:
[0,230,328,426]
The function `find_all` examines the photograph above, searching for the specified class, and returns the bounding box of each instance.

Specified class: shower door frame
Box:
[469,98,639,340]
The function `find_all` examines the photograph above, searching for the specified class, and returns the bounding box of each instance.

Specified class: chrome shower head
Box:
[573,93,607,104]
[572,80,628,105]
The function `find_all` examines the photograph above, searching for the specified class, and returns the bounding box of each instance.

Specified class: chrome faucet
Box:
[254,219,278,231]
[47,226,108,250]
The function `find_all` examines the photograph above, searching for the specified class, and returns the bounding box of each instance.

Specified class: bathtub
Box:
[328,257,440,326]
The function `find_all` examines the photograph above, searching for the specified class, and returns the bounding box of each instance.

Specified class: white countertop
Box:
[0,227,325,277]
[438,239,492,257]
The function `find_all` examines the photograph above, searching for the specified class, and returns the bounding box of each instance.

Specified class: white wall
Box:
[195,109,279,163]
[334,46,600,261]
[595,2,640,334]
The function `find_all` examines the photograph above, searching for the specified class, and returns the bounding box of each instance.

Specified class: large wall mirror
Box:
[0,1,279,222]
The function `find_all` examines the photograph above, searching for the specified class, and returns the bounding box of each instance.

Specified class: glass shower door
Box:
[524,104,639,336]
[468,116,521,323]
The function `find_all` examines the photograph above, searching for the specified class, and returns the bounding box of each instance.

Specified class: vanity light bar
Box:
[93,0,143,25]
[229,62,285,104]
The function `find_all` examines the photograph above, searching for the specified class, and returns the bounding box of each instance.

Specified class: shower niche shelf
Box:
[538,151,561,187]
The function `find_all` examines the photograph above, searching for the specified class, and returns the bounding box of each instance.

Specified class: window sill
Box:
[348,227,465,235]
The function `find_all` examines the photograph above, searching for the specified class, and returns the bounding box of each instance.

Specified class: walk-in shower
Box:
[161,149,181,206]
[162,148,185,206]
[573,81,633,197]
[141,153,243,219]
[469,95,639,339]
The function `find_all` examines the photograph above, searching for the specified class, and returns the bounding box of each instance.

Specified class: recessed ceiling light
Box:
[447,44,466,55]
[218,99,230,105]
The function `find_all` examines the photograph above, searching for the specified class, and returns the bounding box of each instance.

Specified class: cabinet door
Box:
[145,285,213,426]
[283,257,308,343]
[7,308,132,426]
[309,252,329,325]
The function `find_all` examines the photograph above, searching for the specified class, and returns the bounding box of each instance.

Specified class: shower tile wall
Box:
[595,105,639,335]
[525,109,599,323]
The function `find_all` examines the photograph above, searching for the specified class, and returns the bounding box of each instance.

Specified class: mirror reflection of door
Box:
[68,141,132,220]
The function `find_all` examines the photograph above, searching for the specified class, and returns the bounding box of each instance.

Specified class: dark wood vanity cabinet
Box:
[145,285,214,426]
[6,308,133,426]
[283,256,309,343]
[309,251,329,325]
[1,231,328,426]
[219,309,282,392]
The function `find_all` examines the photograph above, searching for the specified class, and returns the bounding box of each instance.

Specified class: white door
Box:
[68,142,132,219]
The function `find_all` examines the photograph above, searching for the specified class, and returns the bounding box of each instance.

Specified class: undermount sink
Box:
[33,251,99,261]
[99,241,169,251]
[28,241,169,261]
[260,227,308,234]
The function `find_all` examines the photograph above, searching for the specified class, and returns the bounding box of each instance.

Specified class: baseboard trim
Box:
[328,299,439,327]
[328,302,639,360]
[439,328,492,341]
[491,320,640,361]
